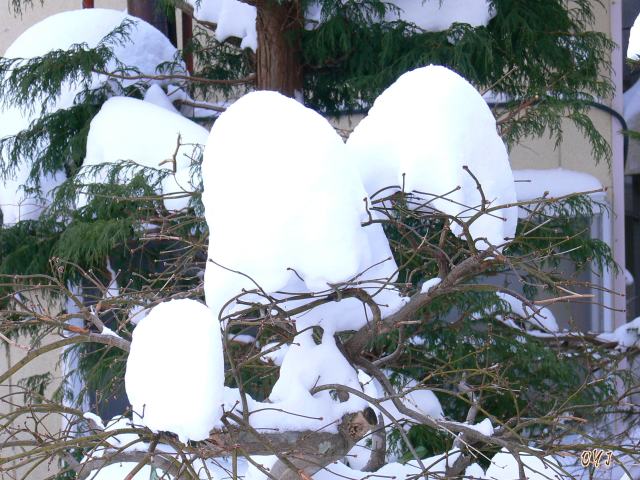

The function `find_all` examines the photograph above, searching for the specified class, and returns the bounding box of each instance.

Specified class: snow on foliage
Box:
[0,9,182,225]
[245,328,369,432]
[347,65,517,250]
[124,299,224,442]
[187,0,258,50]
[202,90,403,330]
[495,292,559,333]
[80,97,208,210]
[513,168,604,202]
[597,316,640,349]
[384,0,495,30]
[628,13,640,60]
[188,0,493,52]
[485,448,564,480]
[83,463,167,480]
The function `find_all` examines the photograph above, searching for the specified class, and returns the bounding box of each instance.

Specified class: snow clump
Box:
[125,299,224,442]
[347,65,517,250]
[0,8,182,225]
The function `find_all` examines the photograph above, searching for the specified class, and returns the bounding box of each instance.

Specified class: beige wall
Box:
[0,293,67,479]
[511,0,617,196]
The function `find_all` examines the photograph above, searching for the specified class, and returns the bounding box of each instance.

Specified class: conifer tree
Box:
[0,2,638,480]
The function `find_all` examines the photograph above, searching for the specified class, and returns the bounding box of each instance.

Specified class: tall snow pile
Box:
[124,299,224,442]
[202,90,403,330]
[123,65,513,441]
[187,0,494,53]
[347,65,517,250]
[0,8,182,225]
[80,97,209,211]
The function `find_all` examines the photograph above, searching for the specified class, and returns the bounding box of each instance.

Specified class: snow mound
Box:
[347,65,517,250]
[0,9,182,225]
[486,448,563,480]
[125,299,224,442]
[202,90,403,330]
[513,168,604,202]
[80,97,208,211]
[597,317,640,349]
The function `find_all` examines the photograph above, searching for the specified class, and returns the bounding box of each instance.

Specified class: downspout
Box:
[611,0,628,330]
[82,0,94,7]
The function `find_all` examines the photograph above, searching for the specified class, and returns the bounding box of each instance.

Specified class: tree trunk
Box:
[256,0,304,98]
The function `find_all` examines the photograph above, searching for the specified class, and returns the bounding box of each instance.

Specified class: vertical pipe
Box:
[611,0,628,330]
[127,0,169,37]
[82,0,94,8]
[182,10,194,73]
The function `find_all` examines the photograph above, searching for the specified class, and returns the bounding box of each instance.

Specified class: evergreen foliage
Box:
[0,2,637,479]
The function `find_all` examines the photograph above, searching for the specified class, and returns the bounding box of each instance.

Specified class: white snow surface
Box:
[420,277,442,293]
[125,299,224,442]
[385,0,495,31]
[80,97,208,211]
[597,316,640,349]
[259,342,290,366]
[143,84,181,114]
[247,451,461,480]
[0,9,182,225]
[628,13,640,59]
[513,168,604,202]
[347,65,517,250]
[82,463,165,480]
[467,418,494,437]
[202,90,403,331]
[486,448,563,480]
[358,371,444,429]
[625,268,634,287]
[624,79,640,175]
[188,0,493,53]
[496,292,559,333]
[186,0,257,50]
[465,463,486,479]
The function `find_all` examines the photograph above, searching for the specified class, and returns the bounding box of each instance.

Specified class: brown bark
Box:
[256,0,304,98]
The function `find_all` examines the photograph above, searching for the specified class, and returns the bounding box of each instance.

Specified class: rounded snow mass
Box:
[0,8,182,225]
[347,65,517,249]
[125,299,223,442]
[202,90,403,329]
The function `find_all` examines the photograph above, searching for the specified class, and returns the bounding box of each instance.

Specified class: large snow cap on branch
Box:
[188,0,493,52]
[4,8,178,78]
[0,9,182,224]
[347,65,517,250]
[80,97,208,210]
[203,91,401,328]
[187,0,258,51]
[125,299,224,442]
[385,0,495,30]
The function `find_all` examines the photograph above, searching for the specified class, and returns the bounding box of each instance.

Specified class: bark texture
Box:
[256,0,304,97]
